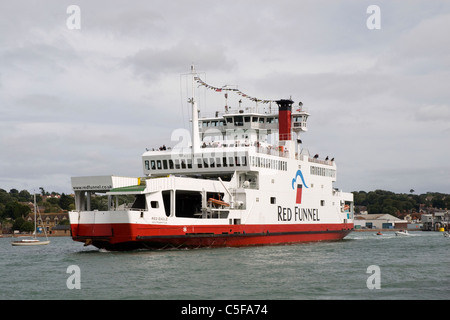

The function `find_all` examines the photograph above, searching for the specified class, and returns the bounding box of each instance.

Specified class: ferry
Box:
[69,67,354,250]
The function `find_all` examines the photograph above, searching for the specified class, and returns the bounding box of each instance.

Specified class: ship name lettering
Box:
[277,206,320,221]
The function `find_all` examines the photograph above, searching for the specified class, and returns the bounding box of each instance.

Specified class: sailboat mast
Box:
[34,193,37,236]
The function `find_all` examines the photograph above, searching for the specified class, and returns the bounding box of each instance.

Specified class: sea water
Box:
[1,231,448,300]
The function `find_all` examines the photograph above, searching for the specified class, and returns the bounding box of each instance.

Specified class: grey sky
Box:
[1,0,449,194]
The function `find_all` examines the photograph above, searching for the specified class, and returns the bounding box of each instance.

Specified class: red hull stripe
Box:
[71,222,353,250]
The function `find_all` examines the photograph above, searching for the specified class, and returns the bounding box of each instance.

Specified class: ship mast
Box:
[190,65,201,154]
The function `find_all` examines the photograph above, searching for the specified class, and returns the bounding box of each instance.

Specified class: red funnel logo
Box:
[292,170,308,204]
[296,184,303,204]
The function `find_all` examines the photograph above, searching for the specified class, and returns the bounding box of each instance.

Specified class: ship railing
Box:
[308,157,334,166]
[255,146,290,158]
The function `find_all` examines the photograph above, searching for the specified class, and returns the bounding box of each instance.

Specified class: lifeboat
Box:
[208,198,230,207]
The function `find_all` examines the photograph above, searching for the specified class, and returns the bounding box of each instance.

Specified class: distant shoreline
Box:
[352,228,423,232]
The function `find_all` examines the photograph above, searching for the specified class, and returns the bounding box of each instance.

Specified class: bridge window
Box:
[234,116,243,126]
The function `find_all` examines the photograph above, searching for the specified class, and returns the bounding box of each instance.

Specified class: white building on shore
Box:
[354,214,406,229]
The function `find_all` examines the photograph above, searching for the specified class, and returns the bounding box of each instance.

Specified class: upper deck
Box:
[142,145,335,177]
[142,68,334,178]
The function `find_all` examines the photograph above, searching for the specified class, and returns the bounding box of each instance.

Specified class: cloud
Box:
[1,1,450,194]
[415,104,450,122]
[378,12,450,74]
[123,40,236,81]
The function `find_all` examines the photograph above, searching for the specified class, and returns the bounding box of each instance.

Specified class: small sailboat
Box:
[11,194,50,246]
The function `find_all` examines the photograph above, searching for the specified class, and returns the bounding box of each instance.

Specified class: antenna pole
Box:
[190,65,200,154]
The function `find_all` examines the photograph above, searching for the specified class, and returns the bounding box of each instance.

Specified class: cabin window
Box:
[228,156,234,167]
[187,158,192,169]
[241,156,247,166]
[169,159,174,169]
[151,201,159,208]
[210,158,215,168]
[321,200,325,206]
[222,157,228,167]
[197,158,203,168]
[163,160,168,169]
[131,195,146,210]
[235,156,240,166]
[203,158,209,168]
[216,157,221,168]
[175,159,180,169]
[151,160,156,170]
[270,197,276,204]
[145,160,150,170]
[157,160,162,170]
[244,116,250,122]
[252,117,258,122]
[230,219,241,225]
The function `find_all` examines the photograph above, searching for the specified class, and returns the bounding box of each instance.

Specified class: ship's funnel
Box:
[276,99,293,141]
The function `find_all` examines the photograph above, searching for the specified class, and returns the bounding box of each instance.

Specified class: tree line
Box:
[352,190,449,216]
[0,188,74,232]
